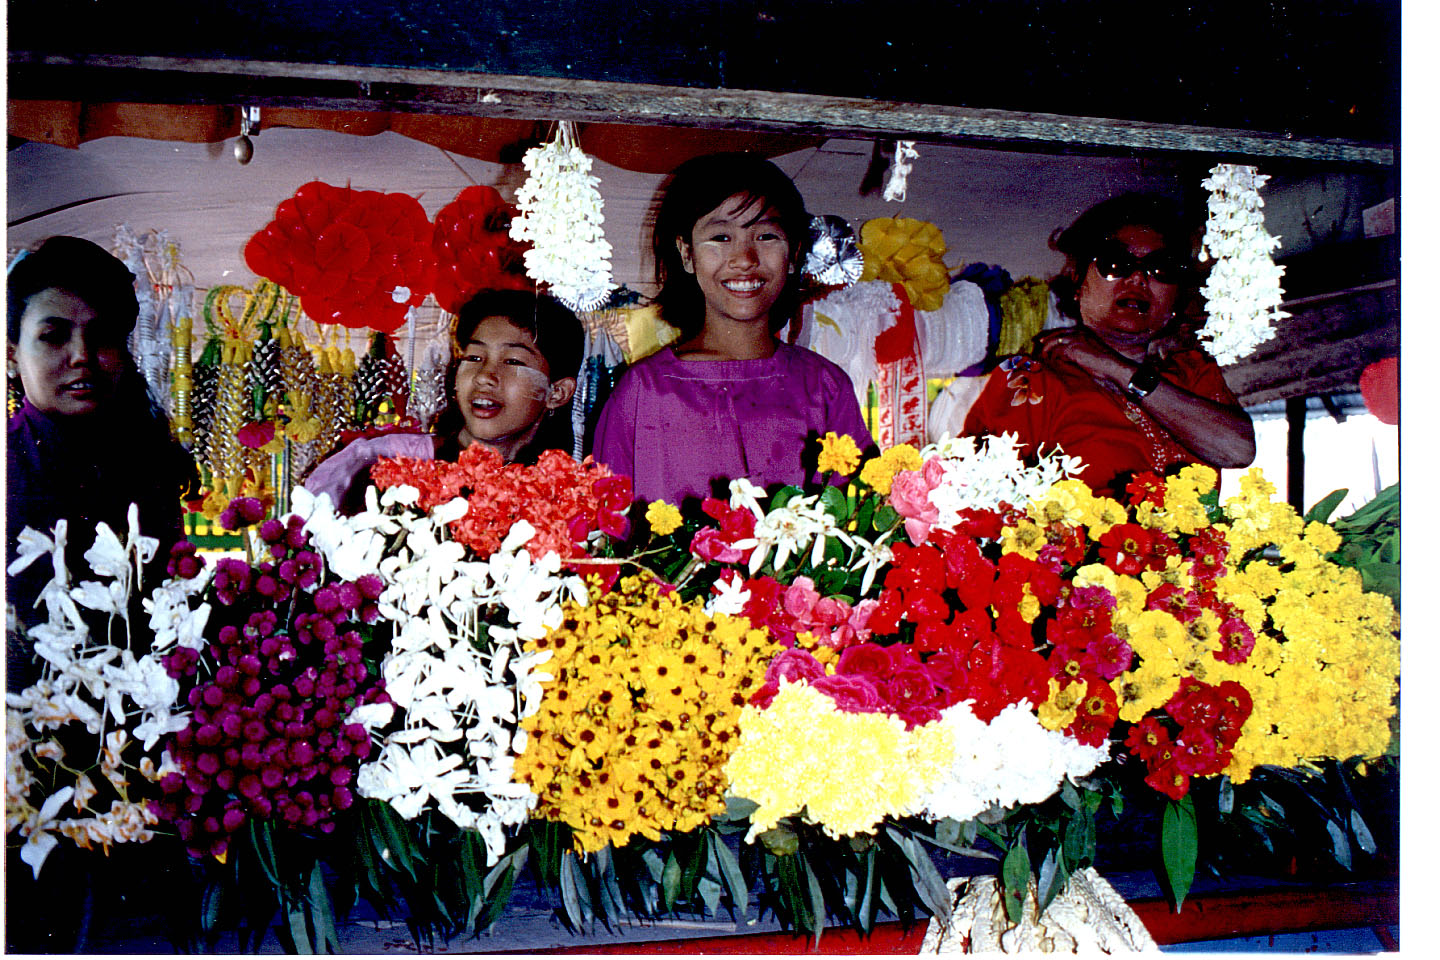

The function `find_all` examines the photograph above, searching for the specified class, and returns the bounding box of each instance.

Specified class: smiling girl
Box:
[304,289,581,514]
[593,153,871,506]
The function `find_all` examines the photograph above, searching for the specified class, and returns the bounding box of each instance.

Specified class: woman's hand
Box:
[1033,325,1132,389]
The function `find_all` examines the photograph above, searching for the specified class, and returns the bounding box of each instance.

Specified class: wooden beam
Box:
[8,54,1395,166]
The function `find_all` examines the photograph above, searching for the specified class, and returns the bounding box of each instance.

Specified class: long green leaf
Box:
[1036,847,1068,916]
[287,903,314,955]
[857,848,879,933]
[710,833,749,917]
[371,803,419,882]
[1305,488,1349,524]
[1000,830,1031,926]
[660,851,682,912]
[889,828,953,921]
[801,853,827,948]
[307,862,339,954]
[1160,795,1198,911]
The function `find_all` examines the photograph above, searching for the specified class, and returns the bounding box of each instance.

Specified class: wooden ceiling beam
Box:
[9,54,1395,167]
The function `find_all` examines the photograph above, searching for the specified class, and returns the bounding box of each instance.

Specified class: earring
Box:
[7,367,23,416]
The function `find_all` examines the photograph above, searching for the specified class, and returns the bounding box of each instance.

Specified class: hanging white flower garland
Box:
[1196,163,1290,364]
[509,121,616,311]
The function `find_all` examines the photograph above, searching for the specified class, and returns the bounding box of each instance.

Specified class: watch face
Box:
[1126,363,1161,399]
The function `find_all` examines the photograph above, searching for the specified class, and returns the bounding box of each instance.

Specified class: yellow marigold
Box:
[517,573,782,853]
[725,681,952,840]
[1111,666,1181,724]
[645,500,683,536]
[1038,678,1086,731]
[1027,479,1094,528]
[1302,520,1343,555]
[859,444,923,494]
[818,432,863,475]
[1087,496,1129,539]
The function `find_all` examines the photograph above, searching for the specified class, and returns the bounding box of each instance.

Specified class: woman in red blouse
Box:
[964,194,1255,496]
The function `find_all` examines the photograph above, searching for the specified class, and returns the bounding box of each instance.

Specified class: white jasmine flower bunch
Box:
[1197,163,1290,364]
[915,700,1109,824]
[509,120,616,311]
[6,507,188,878]
[324,490,587,865]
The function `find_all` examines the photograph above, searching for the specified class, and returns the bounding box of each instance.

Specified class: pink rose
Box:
[812,596,851,628]
[764,648,827,686]
[849,599,880,642]
[813,673,884,713]
[895,702,943,730]
[782,576,820,621]
[889,469,939,545]
[691,527,744,564]
[836,643,894,683]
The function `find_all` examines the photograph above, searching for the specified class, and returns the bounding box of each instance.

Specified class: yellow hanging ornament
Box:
[858,217,950,311]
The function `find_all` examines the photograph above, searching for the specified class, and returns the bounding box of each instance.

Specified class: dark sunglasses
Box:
[1090,245,1190,284]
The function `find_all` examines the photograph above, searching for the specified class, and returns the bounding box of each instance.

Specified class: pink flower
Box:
[890,468,939,545]
[237,421,277,450]
[764,648,826,686]
[691,527,744,564]
[812,674,884,713]
[848,599,879,642]
[836,643,894,683]
[782,576,820,621]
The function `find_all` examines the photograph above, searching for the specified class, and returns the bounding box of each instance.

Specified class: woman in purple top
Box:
[594,153,872,505]
[7,237,197,686]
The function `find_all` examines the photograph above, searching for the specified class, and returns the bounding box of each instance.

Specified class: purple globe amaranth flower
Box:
[167,541,206,579]
[258,518,286,544]
[214,559,254,605]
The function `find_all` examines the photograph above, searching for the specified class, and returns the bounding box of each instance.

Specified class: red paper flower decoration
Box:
[1358,356,1398,425]
[430,186,532,314]
[244,181,435,333]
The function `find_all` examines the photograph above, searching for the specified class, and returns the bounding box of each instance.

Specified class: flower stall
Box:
[6,0,1403,952]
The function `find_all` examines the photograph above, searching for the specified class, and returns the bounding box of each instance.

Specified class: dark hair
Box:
[651,152,810,341]
[433,289,584,459]
[1049,194,1197,321]
[7,236,140,343]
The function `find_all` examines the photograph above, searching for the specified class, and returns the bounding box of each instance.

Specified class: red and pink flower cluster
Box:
[371,444,631,561]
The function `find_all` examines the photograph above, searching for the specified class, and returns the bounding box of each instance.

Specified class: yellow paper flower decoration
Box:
[858,217,950,311]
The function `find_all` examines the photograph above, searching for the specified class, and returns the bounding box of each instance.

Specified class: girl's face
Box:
[677,193,794,329]
[9,287,127,418]
[1076,225,1181,347]
[454,315,575,461]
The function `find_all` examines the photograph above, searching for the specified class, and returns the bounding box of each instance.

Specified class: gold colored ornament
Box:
[858,217,951,311]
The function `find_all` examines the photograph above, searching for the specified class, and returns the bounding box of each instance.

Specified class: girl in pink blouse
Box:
[594,153,871,506]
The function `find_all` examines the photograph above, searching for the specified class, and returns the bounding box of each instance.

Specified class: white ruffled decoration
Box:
[1197,164,1290,365]
[509,121,616,311]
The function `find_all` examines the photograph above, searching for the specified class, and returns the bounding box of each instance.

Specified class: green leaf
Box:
[1036,847,1069,916]
[307,861,339,954]
[710,833,749,916]
[698,877,723,917]
[820,485,850,522]
[857,848,879,933]
[1062,806,1095,868]
[722,796,759,822]
[287,904,314,955]
[1000,829,1032,925]
[1351,809,1378,855]
[771,486,803,510]
[1060,779,1083,811]
[1160,795,1198,911]
[1305,488,1349,524]
[801,853,827,948]
[853,495,877,537]
[660,851,682,912]
[1326,818,1353,870]
[559,851,592,929]
[371,803,419,882]
[872,504,900,533]
[472,858,517,933]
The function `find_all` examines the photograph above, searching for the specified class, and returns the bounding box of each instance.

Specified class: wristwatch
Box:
[1123,360,1162,401]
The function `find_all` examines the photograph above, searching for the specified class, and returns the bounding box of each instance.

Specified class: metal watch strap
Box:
[1124,360,1162,401]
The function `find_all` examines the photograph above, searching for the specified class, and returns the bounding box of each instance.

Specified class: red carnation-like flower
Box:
[1097,523,1156,576]
[1144,758,1191,801]
[1125,473,1167,509]
[1065,678,1119,747]
[1124,716,1175,763]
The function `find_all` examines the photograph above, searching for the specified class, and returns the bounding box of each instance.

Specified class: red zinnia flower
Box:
[1097,523,1154,576]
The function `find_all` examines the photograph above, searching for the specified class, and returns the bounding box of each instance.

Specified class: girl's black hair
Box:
[433,289,584,462]
[1048,193,1197,321]
[650,152,810,342]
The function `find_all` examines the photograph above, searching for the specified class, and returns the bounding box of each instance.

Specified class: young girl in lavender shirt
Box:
[593,153,871,506]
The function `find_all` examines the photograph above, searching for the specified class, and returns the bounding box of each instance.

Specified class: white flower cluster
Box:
[924,432,1085,532]
[917,700,1109,824]
[1197,163,1290,365]
[293,486,585,865]
[509,121,615,311]
[6,507,191,878]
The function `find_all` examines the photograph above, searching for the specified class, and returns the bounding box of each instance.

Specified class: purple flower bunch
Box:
[155,500,389,857]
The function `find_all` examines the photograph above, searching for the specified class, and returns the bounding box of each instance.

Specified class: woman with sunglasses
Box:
[963,193,1254,496]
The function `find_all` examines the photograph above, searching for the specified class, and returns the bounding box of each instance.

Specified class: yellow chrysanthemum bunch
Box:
[516,573,781,853]
[1026,478,1127,539]
[858,443,923,495]
[725,681,953,840]
[1201,481,1399,782]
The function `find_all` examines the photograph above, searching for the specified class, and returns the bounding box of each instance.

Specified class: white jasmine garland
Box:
[1197,163,1290,364]
[509,120,615,311]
